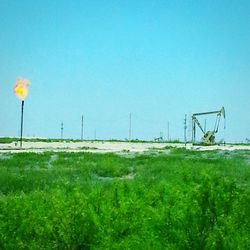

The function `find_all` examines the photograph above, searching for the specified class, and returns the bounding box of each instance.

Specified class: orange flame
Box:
[14,78,31,101]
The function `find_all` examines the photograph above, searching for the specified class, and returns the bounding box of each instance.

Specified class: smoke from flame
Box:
[14,78,31,101]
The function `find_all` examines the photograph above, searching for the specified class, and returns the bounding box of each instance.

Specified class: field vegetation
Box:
[0,137,181,144]
[0,149,249,249]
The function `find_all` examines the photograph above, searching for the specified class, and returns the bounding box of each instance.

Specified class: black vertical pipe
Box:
[20,100,24,147]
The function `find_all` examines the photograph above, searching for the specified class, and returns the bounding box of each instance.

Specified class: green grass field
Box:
[0,149,249,249]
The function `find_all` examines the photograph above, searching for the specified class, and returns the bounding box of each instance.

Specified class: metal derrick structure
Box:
[192,107,225,145]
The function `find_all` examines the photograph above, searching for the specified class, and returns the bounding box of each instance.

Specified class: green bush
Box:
[0,150,249,249]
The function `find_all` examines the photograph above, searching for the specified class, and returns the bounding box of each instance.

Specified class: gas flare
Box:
[14,78,31,101]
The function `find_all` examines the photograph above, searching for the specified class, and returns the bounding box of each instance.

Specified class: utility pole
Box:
[192,116,195,144]
[81,115,84,140]
[129,113,132,141]
[94,129,96,140]
[188,113,192,142]
[61,122,64,140]
[184,114,187,146]
[204,119,207,133]
[167,121,170,141]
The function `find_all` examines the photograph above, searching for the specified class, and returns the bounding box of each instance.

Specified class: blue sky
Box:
[0,0,249,142]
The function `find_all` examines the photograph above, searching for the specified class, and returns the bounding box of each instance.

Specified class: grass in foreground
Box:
[0,149,249,249]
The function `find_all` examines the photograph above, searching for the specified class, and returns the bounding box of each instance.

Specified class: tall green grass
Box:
[0,150,249,249]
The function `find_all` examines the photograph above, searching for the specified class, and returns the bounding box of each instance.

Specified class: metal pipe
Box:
[20,100,24,147]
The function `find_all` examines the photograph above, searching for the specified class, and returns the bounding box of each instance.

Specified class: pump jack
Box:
[192,107,225,145]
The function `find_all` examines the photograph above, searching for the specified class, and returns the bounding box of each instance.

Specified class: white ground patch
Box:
[0,141,250,154]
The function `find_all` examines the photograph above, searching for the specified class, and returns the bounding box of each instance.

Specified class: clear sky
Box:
[0,0,249,142]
